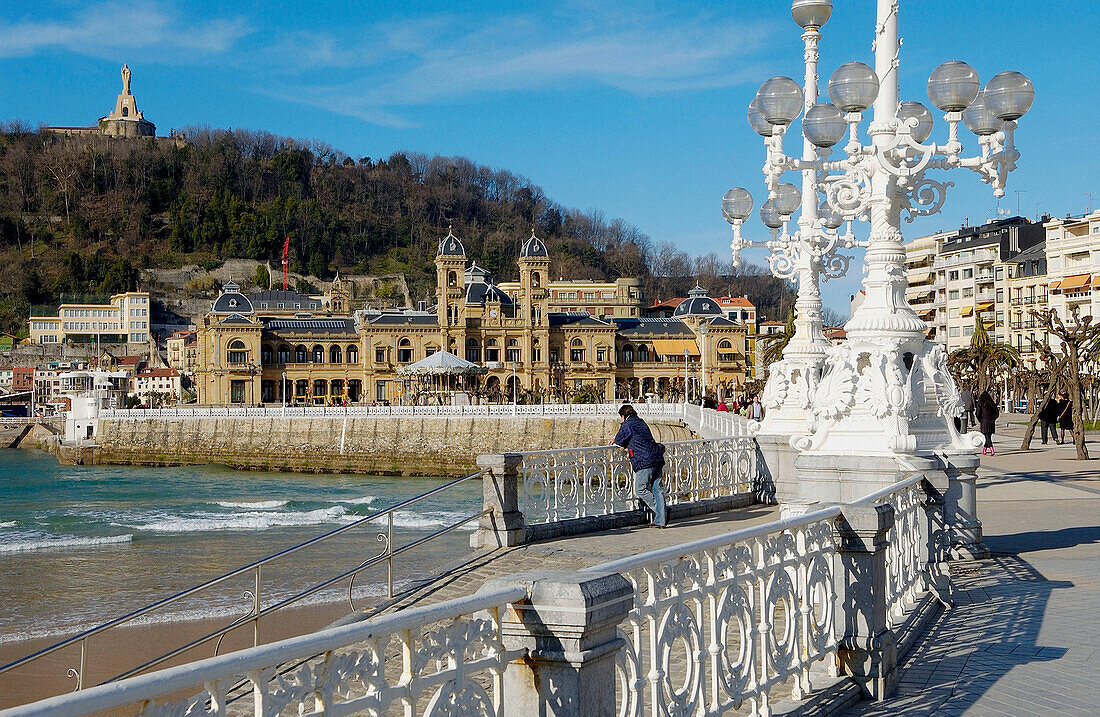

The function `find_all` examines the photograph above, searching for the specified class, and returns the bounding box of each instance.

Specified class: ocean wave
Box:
[391,510,478,532]
[0,533,133,554]
[127,506,356,533]
[0,520,17,528]
[215,500,289,510]
[340,496,378,505]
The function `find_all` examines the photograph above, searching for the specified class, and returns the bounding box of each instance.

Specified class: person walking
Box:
[716,399,728,412]
[960,386,976,430]
[612,404,667,528]
[1058,392,1074,445]
[1038,395,1061,445]
[751,395,763,422]
[976,390,999,455]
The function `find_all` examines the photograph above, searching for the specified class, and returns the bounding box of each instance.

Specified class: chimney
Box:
[417,300,427,312]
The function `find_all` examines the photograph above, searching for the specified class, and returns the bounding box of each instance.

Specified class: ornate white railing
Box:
[99,402,694,421]
[852,474,928,627]
[583,507,842,717]
[519,437,757,525]
[3,584,528,717]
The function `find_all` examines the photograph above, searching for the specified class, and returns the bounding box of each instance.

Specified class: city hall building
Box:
[195,230,752,405]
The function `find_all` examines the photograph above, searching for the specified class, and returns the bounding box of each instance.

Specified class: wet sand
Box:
[0,599,357,711]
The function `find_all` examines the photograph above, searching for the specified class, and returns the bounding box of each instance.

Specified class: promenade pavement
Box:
[844,420,1100,716]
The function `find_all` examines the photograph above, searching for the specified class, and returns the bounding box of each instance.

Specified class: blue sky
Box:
[3,1,1096,315]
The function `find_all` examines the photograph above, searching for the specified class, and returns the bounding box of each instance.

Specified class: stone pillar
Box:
[470,453,525,549]
[754,432,795,503]
[942,461,989,559]
[834,503,898,700]
[479,570,634,717]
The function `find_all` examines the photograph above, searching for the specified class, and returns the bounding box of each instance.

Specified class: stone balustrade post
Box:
[942,464,989,559]
[833,502,898,700]
[479,570,634,717]
[470,453,525,549]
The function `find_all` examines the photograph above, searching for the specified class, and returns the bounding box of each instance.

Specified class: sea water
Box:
[0,451,480,643]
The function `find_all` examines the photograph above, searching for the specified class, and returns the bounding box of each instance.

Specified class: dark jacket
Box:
[1059,401,1074,429]
[1038,399,1061,423]
[977,400,999,435]
[960,390,976,411]
[614,416,665,471]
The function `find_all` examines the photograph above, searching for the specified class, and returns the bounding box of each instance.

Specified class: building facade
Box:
[1044,211,1100,342]
[195,230,751,405]
[29,291,152,346]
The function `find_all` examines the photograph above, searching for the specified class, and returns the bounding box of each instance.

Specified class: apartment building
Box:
[906,217,1045,353]
[1044,210,1100,338]
[28,291,152,346]
[1005,243,1049,367]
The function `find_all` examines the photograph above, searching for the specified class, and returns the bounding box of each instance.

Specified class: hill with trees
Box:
[0,123,795,334]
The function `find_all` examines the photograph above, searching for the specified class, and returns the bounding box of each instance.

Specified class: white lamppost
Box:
[282,370,287,411]
[699,323,709,402]
[683,349,690,404]
[725,0,1032,459]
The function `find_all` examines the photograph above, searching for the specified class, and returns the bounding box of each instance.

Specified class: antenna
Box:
[1014,190,1026,217]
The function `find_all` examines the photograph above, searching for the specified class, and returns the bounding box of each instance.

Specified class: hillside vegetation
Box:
[0,123,795,334]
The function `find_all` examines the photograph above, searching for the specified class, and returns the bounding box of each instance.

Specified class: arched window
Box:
[397,338,413,363]
[465,338,481,363]
[570,338,585,363]
[448,271,457,287]
[122,107,129,117]
[228,339,248,365]
[277,344,291,364]
[485,338,499,362]
[621,343,634,363]
[295,379,308,397]
[718,339,734,350]
[346,345,358,364]
[717,339,735,362]
[507,338,518,346]
[261,344,273,364]
[425,344,438,357]
[313,379,327,399]
[294,345,308,363]
[505,338,520,363]
[330,345,342,363]
[487,338,498,346]
[532,272,541,288]
[312,345,325,363]
[638,344,650,362]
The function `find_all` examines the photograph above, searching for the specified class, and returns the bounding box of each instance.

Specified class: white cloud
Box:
[0,1,249,58]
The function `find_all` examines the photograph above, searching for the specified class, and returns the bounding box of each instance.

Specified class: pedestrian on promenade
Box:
[960,386,976,430]
[751,395,763,422]
[1058,392,1074,445]
[716,399,728,412]
[1038,395,1061,444]
[977,390,999,455]
[611,403,667,528]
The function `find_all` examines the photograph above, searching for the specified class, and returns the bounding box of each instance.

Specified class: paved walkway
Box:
[845,421,1100,716]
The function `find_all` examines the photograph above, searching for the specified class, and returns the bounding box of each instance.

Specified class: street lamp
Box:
[699,323,709,402]
[683,349,690,405]
[725,0,1032,458]
[282,371,287,410]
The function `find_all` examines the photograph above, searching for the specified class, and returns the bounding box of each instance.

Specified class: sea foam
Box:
[0,533,133,554]
[215,500,289,510]
[128,506,356,533]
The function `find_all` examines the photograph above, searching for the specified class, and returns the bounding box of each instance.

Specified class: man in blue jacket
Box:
[612,404,667,528]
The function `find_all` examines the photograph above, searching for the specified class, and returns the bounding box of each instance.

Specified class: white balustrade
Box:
[583,507,841,717]
[519,437,756,525]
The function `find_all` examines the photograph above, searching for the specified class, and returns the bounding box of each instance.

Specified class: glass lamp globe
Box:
[760,199,784,229]
[962,91,1003,136]
[791,0,832,29]
[927,60,980,112]
[819,203,845,230]
[983,71,1035,121]
[747,99,774,137]
[828,62,879,113]
[756,77,805,126]
[803,102,846,147]
[774,183,802,215]
[897,101,934,143]
[722,188,754,224]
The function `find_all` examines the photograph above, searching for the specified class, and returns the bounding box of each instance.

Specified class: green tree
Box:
[948,318,1019,395]
[252,263,270,290]
[760,307,795,368]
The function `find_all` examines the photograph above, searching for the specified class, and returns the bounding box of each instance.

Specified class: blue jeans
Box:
[635,464,667,527]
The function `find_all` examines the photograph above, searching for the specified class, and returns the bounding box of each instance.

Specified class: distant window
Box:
[375,348,386,364]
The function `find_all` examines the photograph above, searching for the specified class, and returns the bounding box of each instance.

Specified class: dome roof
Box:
[520,231,549,259]
[211,280,254,314]
[464,262,514,306]
[436,225,466,258]
[672,284,723,317]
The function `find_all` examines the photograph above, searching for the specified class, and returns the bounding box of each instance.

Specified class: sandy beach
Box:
[0,598,359,711]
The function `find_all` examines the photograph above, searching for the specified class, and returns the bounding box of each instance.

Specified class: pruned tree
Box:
[948,318,1020,395]
[1020,306,1100,459]
[760,307,795,370]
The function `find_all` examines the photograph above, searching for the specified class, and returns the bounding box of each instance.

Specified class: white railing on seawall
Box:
[519,436,756,525]
[1,475,944,717]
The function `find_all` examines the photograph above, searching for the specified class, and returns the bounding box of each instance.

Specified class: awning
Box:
[918,308,936,319]
[976,301,995,312]
[907,270,932,285]
[960,306,974,317]
[906,286,934,299]
[651,338,700,356]
[1059,274,1091,291]
[1047,280,1061,291]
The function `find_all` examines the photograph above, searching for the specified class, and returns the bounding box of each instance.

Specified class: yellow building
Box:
[195,230,750,405]
[29,291,151,346]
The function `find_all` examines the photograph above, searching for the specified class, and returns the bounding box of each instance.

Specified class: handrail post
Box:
[253,567,261,647]
[479,570,633,717]
[387,512,395,598]
[833,502,898,700]
[471,454,525,548]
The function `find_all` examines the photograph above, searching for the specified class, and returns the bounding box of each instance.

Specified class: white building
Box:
[28,291,151,347]
[1045,211,1100,340]
[59,370,128,443]
[133,367,182,405]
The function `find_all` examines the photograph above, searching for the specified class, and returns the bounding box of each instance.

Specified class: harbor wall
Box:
[91,416,693,476]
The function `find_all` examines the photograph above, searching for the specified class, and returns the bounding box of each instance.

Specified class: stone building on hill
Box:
[194,229,755,405]
[45,64,157,139]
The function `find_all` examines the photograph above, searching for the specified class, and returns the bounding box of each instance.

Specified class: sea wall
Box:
[92,416,693,476]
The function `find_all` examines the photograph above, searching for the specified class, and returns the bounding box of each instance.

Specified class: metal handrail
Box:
[0,467,489,692]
